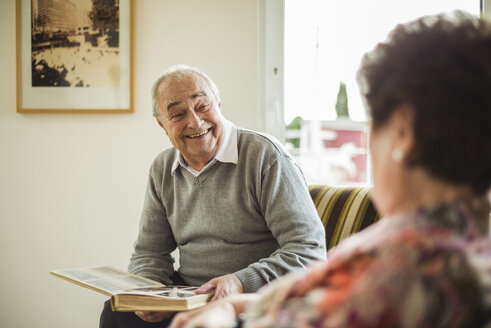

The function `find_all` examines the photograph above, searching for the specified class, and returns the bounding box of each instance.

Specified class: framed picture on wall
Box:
[16,0,133,113]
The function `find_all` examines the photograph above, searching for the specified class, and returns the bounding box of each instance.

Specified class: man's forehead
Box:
[166,91,207,111]
[159,75,210,103]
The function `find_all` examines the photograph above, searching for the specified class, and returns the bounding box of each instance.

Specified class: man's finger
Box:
[195,279,217,294]
[210,282,229,301]
[135,311,148,319]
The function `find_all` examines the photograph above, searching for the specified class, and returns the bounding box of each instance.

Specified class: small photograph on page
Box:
[172,286,199,291]
[131,286,195,292]
[156,291,194,298]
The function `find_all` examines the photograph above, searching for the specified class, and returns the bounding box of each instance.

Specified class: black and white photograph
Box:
[16,0,133,112]
[31,0,120,88]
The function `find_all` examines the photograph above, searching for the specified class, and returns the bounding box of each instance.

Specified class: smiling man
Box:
[154,72,225,171]
[99,65,326,328]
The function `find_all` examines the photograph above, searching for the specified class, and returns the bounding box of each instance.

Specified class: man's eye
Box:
[170,113,183,120]
[198,105,210,112]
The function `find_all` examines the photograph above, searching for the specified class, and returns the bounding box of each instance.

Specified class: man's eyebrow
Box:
[167,100,182,111]
[191,91,207,99]
[166,92,207,111]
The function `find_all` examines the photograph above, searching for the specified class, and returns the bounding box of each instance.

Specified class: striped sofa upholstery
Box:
[309,185,381,250]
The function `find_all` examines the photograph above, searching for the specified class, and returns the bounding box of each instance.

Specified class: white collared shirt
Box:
[171,119,238,176]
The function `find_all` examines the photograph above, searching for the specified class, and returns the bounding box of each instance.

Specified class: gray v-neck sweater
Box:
[128,128,326,292]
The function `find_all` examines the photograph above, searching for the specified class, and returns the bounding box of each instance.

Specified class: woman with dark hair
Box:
[169,11,491,328]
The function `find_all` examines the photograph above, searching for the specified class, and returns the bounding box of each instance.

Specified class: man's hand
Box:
[195,274,243,301]
[135,311,174,323]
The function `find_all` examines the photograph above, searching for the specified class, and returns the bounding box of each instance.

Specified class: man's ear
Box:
[154,116,169,135]
[154,116,164,128]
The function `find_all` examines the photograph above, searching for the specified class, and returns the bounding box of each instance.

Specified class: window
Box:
[282,0,480,185]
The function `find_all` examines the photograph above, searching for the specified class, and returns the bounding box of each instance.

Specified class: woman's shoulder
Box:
[244,207,491,327]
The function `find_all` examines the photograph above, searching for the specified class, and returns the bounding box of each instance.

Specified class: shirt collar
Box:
[215,119,238,164]
[171,119,238,175]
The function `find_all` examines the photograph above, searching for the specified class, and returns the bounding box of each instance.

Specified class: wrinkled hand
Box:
[195,274,243,301]
[135,311,174,323]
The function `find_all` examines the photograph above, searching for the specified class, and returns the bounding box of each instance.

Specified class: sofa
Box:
[309,185,380,250]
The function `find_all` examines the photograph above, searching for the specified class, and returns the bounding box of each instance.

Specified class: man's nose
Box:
[186,110,203,128]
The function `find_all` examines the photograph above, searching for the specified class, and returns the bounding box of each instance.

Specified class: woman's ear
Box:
[392,104,415,158]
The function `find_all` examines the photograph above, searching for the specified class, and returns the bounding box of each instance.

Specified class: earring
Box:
[391,148,404,162]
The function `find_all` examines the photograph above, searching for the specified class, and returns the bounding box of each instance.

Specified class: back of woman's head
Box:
[357,11,491,195]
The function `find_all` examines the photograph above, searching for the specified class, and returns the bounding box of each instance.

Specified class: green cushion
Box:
[309,185,380,250]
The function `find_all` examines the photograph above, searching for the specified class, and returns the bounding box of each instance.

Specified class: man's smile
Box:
[187,128,211,138]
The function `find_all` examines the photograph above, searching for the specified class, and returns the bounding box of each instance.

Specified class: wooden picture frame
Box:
[16,0,133,113]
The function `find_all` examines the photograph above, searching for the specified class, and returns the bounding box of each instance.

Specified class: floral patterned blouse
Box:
[243,197,491,328]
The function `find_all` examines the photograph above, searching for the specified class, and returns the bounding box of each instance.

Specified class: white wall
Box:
[0,1,264,327]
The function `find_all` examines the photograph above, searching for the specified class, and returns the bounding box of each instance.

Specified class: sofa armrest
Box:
[309,185,380,250]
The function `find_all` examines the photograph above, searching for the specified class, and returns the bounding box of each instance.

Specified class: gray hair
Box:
[151,64,220,119]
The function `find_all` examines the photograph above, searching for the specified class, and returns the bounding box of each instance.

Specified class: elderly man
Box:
[99,65,326,327]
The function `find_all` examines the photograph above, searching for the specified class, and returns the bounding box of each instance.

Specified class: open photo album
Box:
[50,266,212,312]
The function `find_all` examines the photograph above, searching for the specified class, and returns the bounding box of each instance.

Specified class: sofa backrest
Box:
[309,185,381,250]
